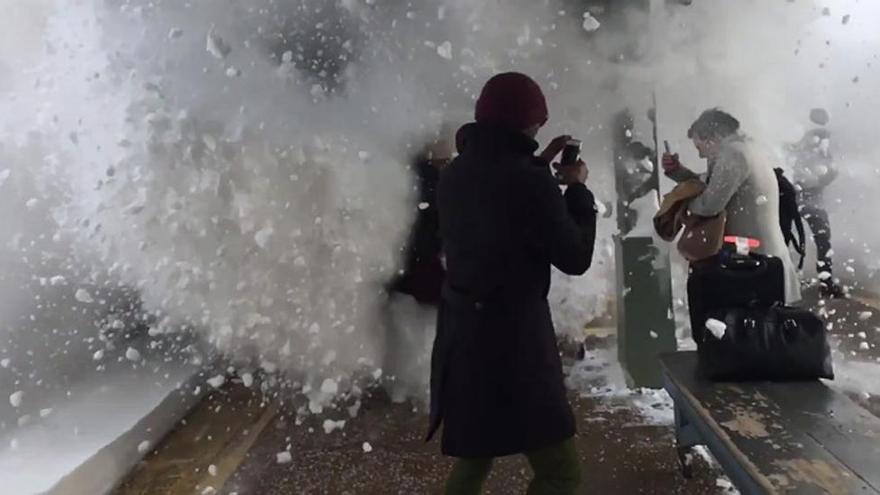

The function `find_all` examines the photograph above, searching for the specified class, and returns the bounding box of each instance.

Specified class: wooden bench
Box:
[660,351,880,494]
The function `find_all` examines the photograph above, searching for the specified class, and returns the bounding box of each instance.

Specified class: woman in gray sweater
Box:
[662,109,801,303]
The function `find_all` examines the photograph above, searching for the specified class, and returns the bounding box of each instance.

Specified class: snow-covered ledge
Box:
[0,363,210,495]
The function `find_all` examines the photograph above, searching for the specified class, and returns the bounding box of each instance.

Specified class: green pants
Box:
[444,438,582,495]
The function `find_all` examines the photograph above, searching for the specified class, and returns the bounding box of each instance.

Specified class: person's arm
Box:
[534,172,597,275]
[816,157,838,189]
[666,164,701,183]
[687,148,750,217]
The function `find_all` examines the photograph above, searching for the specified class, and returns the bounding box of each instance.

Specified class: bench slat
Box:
[661,352,880,495]
[756,382,880,490]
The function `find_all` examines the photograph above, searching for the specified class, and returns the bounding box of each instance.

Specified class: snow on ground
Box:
[566,345,674,426]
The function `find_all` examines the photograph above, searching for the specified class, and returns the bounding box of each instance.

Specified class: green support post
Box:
[615,237,676,388]
[612,110,677,388]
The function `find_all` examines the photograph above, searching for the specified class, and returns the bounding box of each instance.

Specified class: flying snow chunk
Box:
[201,488,217,495]
[25,198,38,209]
[75,288,94,303]
[9,391,23,408]
[241,372,254,388]
[255,226,273,249]
[859,311,873,321]
[755,195,768,206]
[323,419,346,434]
[282,50,293,63]
[93,349,105,361]
[225,67,241,78]
[437,41,453,60]
[207,374,226,388]
[362,442,373,453]
[818,271,832,281]
[716,478,735,492]
[418,202,430,210]
[705,319,727,340]
[206,28,231,59]
[0,358,9,368]
[322,350,337,366]
[125,347,142,362]
[649,331,658,339]
[276,451,293,464]
[137,440,151,454]
[49,275,66,286]
[320,378,339,395]
[582,12,601,32]
[860,342,870,350]
[208,464,218,476]
[40,408,52,418]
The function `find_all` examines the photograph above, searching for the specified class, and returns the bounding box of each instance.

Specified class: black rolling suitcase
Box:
[687,250,785,344]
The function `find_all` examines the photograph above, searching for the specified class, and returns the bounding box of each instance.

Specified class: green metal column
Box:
[615,237,676,387]
[612,110,676,388]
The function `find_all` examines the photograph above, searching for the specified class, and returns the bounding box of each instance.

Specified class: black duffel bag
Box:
[698,304,834,381]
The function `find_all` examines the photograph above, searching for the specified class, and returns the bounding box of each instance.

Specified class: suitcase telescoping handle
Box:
[720,236,764,270]
[724,236,761,255]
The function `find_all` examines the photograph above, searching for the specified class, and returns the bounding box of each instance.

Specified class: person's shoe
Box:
[820,282,847,299]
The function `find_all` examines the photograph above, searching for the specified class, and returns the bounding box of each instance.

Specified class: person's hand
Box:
[539,135,571,164]
[661,152,681,174]
[553,159,588,185]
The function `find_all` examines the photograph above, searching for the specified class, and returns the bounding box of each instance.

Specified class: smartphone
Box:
[664,140,671,154]
[560,139,582,165]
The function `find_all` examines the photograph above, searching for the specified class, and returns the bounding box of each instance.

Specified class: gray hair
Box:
[687,108,740,140]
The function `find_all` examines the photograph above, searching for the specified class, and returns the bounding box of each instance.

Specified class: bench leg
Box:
[676,444,695,479]
[673,402,701,479]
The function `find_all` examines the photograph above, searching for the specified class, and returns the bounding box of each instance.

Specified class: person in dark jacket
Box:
[427,72,597,494]
[382,132,452,402]
[788,124,845,298]
[390,133,452,305]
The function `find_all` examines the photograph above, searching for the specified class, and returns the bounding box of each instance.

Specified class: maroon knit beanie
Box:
[475,72,548,131]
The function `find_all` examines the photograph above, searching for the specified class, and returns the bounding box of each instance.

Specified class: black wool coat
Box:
[427,123,598,458]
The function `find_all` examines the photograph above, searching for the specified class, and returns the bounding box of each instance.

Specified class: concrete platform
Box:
[113,340,732,494]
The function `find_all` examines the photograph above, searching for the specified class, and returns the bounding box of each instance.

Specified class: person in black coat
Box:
[389,140,449,305]
[382,134,451,402]
[427,72,597,494]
